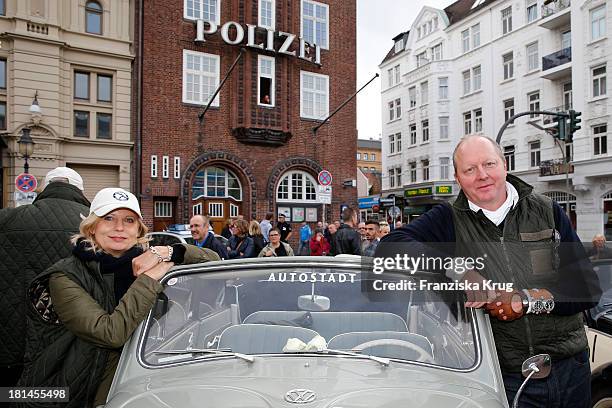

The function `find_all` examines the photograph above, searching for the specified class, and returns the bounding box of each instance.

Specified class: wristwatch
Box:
[521,289,555,314]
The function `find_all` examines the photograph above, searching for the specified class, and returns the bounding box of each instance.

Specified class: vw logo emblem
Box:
[113,191,129,201]
[284,389,316,404]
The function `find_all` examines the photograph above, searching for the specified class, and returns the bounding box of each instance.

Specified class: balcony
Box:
[540,159,574,178]
[539,0,571,30]
[541,47,571,80]
[542,103,572,126]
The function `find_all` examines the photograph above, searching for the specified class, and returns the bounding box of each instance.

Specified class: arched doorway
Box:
[603,191,612,240]
[544,191,577,229]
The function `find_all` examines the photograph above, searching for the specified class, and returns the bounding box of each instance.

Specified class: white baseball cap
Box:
[89,187,142,219]
[44,167,84,191]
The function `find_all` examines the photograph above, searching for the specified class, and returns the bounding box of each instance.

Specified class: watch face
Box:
[532,299,545,314]
[543,298,555,312]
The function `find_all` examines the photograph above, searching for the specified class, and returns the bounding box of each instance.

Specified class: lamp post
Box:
[18,127,35,174]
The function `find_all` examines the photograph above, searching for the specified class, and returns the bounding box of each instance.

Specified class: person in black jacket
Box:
[334,207,361,255]
[248,220,265,257]
[0,167,90,387]
[227,219,255,259]
[189,214,228,259]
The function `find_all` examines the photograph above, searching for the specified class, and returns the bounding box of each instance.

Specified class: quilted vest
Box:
[450,174,586,372]
[16,257,114,408]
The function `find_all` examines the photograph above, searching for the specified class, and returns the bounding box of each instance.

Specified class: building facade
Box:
[0,0,134,206]
[380,0,612,239]
[357,137,381,220]
[136,0,357,232]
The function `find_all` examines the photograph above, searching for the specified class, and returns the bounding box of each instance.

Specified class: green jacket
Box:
[0,182,90,368]
[17,244,220,407]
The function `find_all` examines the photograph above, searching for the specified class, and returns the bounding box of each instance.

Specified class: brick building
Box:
[135,0,357,232]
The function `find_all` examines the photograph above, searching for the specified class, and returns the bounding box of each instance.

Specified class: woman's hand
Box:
[143,261,174,281]
[132,246,171,277]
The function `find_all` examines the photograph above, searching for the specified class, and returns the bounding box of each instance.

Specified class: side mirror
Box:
[298,294,330,311]
[521,354,551,379]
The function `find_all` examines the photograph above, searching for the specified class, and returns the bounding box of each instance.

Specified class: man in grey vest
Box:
[380,135,600,407]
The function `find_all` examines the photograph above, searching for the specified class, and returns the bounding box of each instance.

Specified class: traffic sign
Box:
[318,185,332,204]
[15,173,38,193]
[318,170,333,186]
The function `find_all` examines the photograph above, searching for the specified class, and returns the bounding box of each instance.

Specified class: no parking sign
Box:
[15,173,38,193]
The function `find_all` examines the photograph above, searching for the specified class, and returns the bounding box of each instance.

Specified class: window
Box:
[74,72,90,100]
[370,167,376,171]
[174,157,181,179]
[394,38,404,53]
[276,171,317,201]
[0,59,5,89]
[474,108,482,132]
[258,55,275,106]
[422,120,429,142]
[472,23,481,48]
[593,65,607,98]
[462,29,470,53]
[162,156,169,178]
[389,134,395,154]
[395,166,402,187]
[409,86,417,107]
[594,124,608,155]
[97,75,112,102]
[464,111,472,135]
[438,77,448,99]
[151,155,158,177]
[526,1,538,23]
[301,0,329,49]
[193,167,243,200]
[502,6,512,34]
[440,157,450,179]
[439,117,449,139]
[363,153,369,161]
[528,91,540,118]
[301,71,329,119]
[394,65,401,84]
[230,203,239,218]
[96,113,112,139]
[432,44,442,61]
[416,51,429,67]
[561,30,572,49]
[410,124,417,145]
[74,111,89,137]
[85,1,102,35]
[183,50,220,106]
[591,5,606,41]
[388,101,395,121]
[504,145,515,171]
[462,70,471,95]
[396,132,402,152]
[388,98,401,121]
[388,168,395,188]
[209,203,224,218]
[526,42,539,71]
[530,141,541,167]
[371,153,376,161]
[504,98,515,123]
[387,68,393,88]
[357,152,361,160]
[259,0,275,29]
[185,0,220,25]
[420,81,428,105]
[472,65,481,91]
[563,82,573,110]
[155,202,173,218]
[0,102,6,130]
[192,203,202,216]
[0,0,4,16]
[503,52,514,80]
[422,160,430,181]
[409,162,417,183]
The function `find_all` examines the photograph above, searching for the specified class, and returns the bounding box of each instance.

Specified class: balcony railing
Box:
[542,47,571,71]
[542,0,570,19]
[542,104,572,125]
[540,159,574,177]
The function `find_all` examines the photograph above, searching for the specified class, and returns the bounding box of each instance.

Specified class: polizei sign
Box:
[195,20,321,66]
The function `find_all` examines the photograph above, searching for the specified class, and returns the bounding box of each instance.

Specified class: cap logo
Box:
[113,191,129,201]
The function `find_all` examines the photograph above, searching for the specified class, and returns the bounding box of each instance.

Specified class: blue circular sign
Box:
[15,173,38,193]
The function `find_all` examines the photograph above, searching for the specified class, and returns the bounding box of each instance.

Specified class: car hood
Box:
[105,357,506,408]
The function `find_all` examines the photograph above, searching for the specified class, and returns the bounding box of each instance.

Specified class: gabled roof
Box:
[380,31,409,65]
[357,138,382,150]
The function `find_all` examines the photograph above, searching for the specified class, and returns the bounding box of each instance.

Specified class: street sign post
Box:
[15,173,38,193]
[318,185,332,204]
[318,171,332,223]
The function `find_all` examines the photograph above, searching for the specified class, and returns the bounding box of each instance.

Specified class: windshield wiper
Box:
[153,348,255,363]
[283,348,390,367]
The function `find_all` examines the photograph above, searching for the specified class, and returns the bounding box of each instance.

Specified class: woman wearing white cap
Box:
[17,188,220,408]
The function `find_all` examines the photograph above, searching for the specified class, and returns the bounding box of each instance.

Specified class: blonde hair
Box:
[249,220,262,236]
[71,213,149,253]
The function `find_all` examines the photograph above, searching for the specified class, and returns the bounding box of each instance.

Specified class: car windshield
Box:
[140,263,478,370]
[591,260,612,318]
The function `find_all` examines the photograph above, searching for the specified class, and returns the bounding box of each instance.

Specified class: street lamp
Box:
[29,91,42,125]
[18,127,35,174]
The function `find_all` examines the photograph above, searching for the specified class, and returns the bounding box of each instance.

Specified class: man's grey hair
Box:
[452,135,506,173]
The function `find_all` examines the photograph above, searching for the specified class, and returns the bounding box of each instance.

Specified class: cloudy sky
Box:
[356,0,454,140]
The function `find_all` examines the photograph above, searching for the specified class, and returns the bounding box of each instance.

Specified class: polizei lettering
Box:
[195,20,321,66]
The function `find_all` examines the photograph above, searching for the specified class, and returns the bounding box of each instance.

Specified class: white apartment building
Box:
[380,0,611,241]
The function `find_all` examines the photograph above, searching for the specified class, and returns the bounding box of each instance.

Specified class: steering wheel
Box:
[355,339,435,363]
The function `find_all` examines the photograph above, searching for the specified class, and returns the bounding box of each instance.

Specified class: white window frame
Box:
[526,42,539,71]
[230,203,239,218]
[409,162,417,183]
[192,203,202,216]
[395,132,402,152]
[388,100,395,122]
[300,70,329,120]
[462,70,471,95]
[528,91,540,118]
[208,202,224,218]
[151,155,158,178]
[174,157,181,179]
[301,0,329,50]
[432,43,443,61]
[474,108,483,132]
[422,159,430,181]
[472,23,480,48]
[258,0,276,29]
[394,65,400,84]
[162,155,169,178]
[387,68,394,88]
[526,1,538,23]
[591,5,606,41]
[357,152,361,160]
[504,145,516,171]
[183,49,220,106]
[154,201,173,218]
[461,29,470,53]
[409,86,417,107]
[592,65,607,98]
[192,167,243,201]
[438,77,448,99]
[530,141,541,167]
[389,133,395,154]
[503,52,514,80]
[416,51,429,67]
[276,170,318,202]
[502,6,513,35]
[464,111,472,135]
[184,0,221,25]
[440,157,450,180]
[363,153,369,160]
[422,120,429,142]
[371,153,376,161]
[388,168,395,188]
[420,81,429,105]
[395,166,402,187]
[258,55,275,107]
[394,38,404,53]
[410,124,417,145]
[593,124,608,156]
[439,116,449,140]
[504,98,515,122]
[395,98,401,119]
[472,65,481,91]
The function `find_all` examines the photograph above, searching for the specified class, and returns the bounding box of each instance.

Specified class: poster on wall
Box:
[278,207,291,221]
[306,208,317,222]
[292,207,305,222]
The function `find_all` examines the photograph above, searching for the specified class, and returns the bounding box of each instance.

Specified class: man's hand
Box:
[132,246,171,276]
[486,291,524,321]
[462,269,497,308]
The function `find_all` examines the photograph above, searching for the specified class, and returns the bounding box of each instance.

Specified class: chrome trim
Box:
[285,388,316,404]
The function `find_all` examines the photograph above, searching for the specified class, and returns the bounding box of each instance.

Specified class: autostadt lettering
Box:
[266,272,357,283]
[195,20,321,66]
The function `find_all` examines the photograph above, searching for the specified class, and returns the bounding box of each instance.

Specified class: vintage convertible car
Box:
[104,256,543,408]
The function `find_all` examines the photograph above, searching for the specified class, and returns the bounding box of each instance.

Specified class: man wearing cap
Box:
[0,167,91,386]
